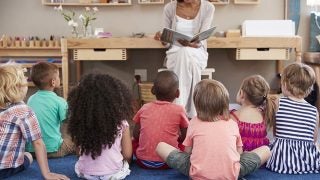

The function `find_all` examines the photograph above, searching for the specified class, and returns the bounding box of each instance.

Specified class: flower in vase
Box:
[54,5,79,37]
[79,7,98,37]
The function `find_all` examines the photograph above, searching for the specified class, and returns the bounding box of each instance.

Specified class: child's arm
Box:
[178,127,187,143]
[121,127,133,163]
[237,146,243,154]
[133,123,140,140]
[33,139,69,180]
[184,146,192,154]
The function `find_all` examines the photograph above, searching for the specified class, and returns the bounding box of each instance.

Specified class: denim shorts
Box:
[166,150,190,176]
[0,154,31,179]
[239,152,261,178]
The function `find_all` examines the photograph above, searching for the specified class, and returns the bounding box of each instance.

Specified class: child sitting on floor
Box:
[0,62,68,179]
[68,73,133,179]
[133,70,189,169]
[156,79,271,179]
[230,75,272,151]
[26,62,75,158]
[266,63,320,174]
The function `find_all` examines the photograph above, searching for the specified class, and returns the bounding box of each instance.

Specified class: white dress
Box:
[166,16,208,118]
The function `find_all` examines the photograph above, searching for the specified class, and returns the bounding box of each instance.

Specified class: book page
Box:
[160,27,216,44]
[160,28,193,44]
[191,26,217,42]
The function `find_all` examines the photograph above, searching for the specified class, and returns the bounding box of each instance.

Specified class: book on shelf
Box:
[160,26,216,44]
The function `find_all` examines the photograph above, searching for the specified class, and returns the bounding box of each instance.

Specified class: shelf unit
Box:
[234,0,260,4]
[41,0,132,6]
[0,47,63,89]
[209,0,229,5]
[138,0,164,5]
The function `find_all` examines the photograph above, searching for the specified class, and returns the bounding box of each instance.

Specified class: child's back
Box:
[25,62,73,158]
[133,71,189,168]
[266,63,320,174]
[68,73,133,179]
[185,116,241,179]
[231,75,271,151]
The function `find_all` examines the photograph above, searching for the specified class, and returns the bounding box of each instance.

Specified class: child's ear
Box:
[50,78,56,87]
[175,89,180,98]
[151,86,156,95]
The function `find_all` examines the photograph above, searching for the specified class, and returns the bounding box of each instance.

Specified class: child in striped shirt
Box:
[266,63,320,174]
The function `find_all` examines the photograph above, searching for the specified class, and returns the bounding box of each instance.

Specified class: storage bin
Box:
[73,48,127,61]
[236,48,289,60]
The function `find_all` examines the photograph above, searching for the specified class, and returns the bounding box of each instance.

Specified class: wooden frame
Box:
[209,0,230,5]
[41,0,132,6]
[138,0,164,5]
[234,0,260,4]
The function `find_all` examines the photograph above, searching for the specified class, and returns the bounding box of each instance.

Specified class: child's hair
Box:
[0,62,27,107]
[31,62,59,89]
[281,63,315,98]
[193,79,229,122]
[152,70,179,102]
[67,73,133,159]
[240,75,277,129]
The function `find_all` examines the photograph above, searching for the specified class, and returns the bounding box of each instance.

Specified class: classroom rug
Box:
[5,155,320,180]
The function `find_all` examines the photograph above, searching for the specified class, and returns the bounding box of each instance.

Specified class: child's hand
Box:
[154,31,162,41]
[44,172,69,180]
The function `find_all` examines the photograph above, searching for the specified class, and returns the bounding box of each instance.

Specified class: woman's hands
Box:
[178,39,200,48]
[154,31,168,46]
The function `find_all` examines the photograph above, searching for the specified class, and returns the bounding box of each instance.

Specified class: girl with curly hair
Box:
[68,73,133,180]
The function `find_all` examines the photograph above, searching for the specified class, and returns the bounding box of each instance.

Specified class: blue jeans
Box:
[0,155,31,179]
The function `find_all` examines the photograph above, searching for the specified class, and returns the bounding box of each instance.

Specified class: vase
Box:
[83,24,93,38]
[71,26,79,38]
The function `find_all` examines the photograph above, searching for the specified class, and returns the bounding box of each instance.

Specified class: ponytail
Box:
[263,94,279,135]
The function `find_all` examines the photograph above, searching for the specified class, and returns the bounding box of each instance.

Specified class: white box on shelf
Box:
[242,20,295,37]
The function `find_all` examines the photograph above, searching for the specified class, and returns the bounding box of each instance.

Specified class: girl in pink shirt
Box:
[156,79,271,179]
[68,73,133,180]
[230,75,273,151]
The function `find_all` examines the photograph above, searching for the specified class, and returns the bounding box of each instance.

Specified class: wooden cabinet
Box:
[234,0,260,4]
[138,0,164,5]
[41,0,132,6]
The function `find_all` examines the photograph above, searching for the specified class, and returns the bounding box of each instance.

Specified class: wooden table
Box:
[61,36,302,98]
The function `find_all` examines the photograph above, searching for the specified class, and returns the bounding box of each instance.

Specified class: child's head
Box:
[281,63,315,98]
[151,70,179,102]
[193,79,229,121]
[238,75,270,107]
[67,73,133,159]
[31,62,60,90]
[0,63,28,107]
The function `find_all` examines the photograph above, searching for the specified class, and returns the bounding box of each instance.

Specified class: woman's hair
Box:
[67,73,133,159]
[152,71,179,102]
[281,63,315,98]
[0,62,27,107]
[240,75,277,129]
[193,79,229,121]
[31,62,59,89]
[177,0,184,2]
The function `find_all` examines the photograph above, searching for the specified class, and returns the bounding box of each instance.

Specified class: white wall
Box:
[0,0,311,102]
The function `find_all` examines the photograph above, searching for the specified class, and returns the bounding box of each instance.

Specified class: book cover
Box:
[160,26,216,44]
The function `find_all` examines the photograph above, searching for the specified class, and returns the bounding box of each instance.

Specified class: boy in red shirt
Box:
[133,70,189,169]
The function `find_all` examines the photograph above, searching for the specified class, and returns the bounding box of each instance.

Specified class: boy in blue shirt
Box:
[26,62,75,158]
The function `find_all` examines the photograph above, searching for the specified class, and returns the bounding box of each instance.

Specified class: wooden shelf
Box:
[234,0,260,4]
[209,0,229,5]
[138,0,164,4]
[41,0,132,6]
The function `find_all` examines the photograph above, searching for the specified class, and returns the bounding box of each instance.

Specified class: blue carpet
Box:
[5,155,320,179]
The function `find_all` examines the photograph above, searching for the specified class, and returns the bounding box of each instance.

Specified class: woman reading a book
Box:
[154,0,215,119]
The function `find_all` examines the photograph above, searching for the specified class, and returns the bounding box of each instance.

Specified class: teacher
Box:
[155,0,215,118]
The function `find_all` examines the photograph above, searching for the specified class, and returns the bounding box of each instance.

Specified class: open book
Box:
[160,26,216,44]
